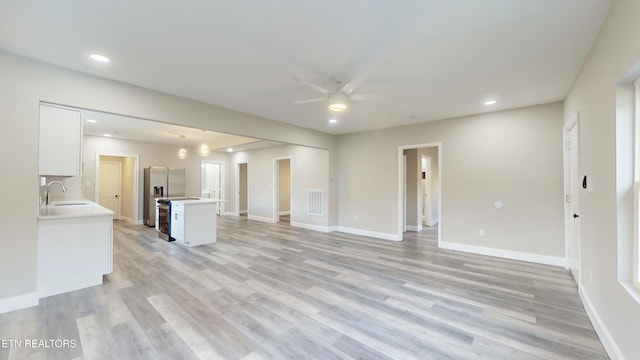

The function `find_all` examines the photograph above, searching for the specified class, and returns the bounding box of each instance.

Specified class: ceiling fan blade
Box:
[293,77,332,94]
[350,93,381,101]
[293,97,326,104]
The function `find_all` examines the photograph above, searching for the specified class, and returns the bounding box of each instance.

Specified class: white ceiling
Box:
[0,1,612,135]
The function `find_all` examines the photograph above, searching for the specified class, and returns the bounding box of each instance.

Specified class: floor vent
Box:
[307,189,323,216]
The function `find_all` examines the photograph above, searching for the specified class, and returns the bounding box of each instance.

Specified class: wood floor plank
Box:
[0,218,609,359]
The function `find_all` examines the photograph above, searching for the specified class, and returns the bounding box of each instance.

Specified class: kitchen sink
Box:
[54,202,88,206]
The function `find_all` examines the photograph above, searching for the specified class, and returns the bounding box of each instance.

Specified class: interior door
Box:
[99,161,121,218]
[568,123,581,283]
[201,161,223,214]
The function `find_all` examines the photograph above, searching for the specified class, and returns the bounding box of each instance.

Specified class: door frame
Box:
[397,143,442,243]
[201,160,225,215]
[563,112,581,281]
[273,156,292,223]
[95,152,140,224]
[235,162,248,216]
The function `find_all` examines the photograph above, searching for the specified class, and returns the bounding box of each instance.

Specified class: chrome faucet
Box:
[46,181,67,205]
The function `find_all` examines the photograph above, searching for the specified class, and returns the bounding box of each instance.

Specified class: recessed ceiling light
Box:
[103,133,112,137]
[329,118,338,124]
[86,119,97,123]
[227,148,233,152]
[484,100,497,105]
[90,54,110,63]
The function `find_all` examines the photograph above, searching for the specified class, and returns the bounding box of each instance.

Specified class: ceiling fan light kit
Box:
[328,92,348,111]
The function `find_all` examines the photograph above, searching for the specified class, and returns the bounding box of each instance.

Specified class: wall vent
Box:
[307,189,323,216]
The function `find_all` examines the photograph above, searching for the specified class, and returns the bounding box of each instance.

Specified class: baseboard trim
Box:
[332,226,402,242]
[291,222,330,233]
[248,215,277,223]
[428,218,439,227]
[222,211,236,216]
[278,211,291,216]
[0,292,38,314]
[405,225,423,232]
[439,241,566,267]
[239,210,247,215]
[580,288,623,360]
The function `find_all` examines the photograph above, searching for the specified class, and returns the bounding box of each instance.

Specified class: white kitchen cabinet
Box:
[39,104,82,176]
[37,210,113,298]
[170,200,217,247]
[170,202,185,243]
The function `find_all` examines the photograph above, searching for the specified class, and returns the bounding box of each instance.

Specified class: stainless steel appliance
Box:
[156,199,171,240]
[143,166,186,226]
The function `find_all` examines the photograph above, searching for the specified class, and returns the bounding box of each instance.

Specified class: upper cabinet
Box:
[39,104,82,176]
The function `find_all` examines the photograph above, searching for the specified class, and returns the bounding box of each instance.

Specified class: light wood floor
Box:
[0,217,608,359]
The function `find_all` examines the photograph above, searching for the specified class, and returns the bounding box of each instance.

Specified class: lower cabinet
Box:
[37,215,113,298]
[170,201,216,247]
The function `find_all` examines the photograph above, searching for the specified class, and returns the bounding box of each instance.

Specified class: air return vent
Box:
[307,189,323,216]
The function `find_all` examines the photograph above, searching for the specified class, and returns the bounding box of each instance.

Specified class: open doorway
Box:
[236,163,248,217]
[274,157,291,224]
[95,153,139,224]
[201,161,225,215]
[398,143,442,243]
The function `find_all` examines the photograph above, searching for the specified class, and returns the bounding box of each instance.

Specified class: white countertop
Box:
[38,200,115,220]
[169,197,226,205]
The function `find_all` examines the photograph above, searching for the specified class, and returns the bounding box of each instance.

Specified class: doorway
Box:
[95,153,139,224]
[201,161,225,215]
[274,157,291,224]
[398,143,442,243]
[565,115,581,283]
[236,163,248,216]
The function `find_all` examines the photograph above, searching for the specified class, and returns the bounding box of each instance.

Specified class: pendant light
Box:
[198,144,210,157]
[177,134,188,160]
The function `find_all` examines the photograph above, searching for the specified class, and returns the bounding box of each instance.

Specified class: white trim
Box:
[428,218,439,227]
[580,288,624,360]
[0,292,39,314]
[239,210,248,215]
[333,226,403,242]
[278,211,291,216]
[563,113,581,279]
[398,143,443,245]
[201,160,226,215]
[291,222,330,233]
[439,241,566,267]
[248,214,277,223]
[222,211,236,216]
[405,225,423,232]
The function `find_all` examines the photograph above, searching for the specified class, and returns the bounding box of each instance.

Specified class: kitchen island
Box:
[166,198,223,247]
[37,200,113,298]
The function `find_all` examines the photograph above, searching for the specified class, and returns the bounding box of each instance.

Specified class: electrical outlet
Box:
[479,229,485,237]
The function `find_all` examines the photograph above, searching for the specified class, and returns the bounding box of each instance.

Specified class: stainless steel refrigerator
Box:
[143,166,186,226]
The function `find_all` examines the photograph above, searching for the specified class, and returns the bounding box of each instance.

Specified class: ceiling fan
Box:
[292,77,378,112]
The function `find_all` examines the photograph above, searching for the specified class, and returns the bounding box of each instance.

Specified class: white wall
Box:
[336,102,565,258]
[563,0,640,357]
[229,144,329,229]
[0,50,332,311]
[83,135,231,222]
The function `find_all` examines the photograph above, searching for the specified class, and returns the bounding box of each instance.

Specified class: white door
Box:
[99,161,121,218]
[201,161,224,214]
[567,123,581,283]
